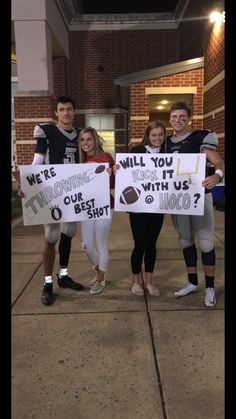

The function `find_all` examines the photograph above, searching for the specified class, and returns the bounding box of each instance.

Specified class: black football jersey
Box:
[165,129,218,193]
[164,129,218,154]
[34,123,80,164]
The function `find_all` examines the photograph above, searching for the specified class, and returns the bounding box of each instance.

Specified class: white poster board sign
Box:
[19,163,110,225]
[114,153,206,215]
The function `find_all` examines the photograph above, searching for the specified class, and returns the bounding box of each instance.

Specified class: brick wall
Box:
[14,95,54,165]
[52,57,68,97]
[204,26,224,84]
[51,29,179,156]
[203,22,225,160]
[129,68,204,144]
[14,21,224,162]
[57,30,179,110]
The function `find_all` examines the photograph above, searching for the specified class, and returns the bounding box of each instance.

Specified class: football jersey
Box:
[34,123,80,164]
[165,129,218,154]
[165,129,218,193]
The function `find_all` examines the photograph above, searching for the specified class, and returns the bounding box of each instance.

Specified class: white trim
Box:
[130,116,149,121]
[192,115,203,120]
[204,71,225,92]
[115,58,204,86]
[69,21,178,31]
[14,118,54,123]
[130,138,142,143]
[216,133,225,138]
[145,87,197,94]
[203,106,225,119]
[14,91,52,97]
[69,12,177,31]
[16,140,37,144]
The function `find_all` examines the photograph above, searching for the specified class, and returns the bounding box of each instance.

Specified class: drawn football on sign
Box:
[95,164,105,174]
[120,186,141,204]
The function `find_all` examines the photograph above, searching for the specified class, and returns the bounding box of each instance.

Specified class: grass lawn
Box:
[11,190,22,220]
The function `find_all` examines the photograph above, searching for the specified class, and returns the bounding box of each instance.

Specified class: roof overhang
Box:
[114,57,204,87]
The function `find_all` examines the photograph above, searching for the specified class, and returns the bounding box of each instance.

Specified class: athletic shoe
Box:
[90,279,106,295]
[88,275,100,289]
[41,283,53,305]
[145,283,160,296]
[205,287,216,308]
[57,274,84,290]
[131,283,144,295]
[175,281,198,297]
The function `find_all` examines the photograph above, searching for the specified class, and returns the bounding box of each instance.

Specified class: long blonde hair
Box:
[78,127,105,162]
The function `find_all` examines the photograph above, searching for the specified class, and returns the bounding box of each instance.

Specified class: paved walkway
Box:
[12,209,224,419]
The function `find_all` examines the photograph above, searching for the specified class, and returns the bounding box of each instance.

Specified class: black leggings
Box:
[129,212,164,274]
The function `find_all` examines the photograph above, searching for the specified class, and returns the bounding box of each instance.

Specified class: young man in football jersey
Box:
[165,101,224,308]
[17,96,84,305]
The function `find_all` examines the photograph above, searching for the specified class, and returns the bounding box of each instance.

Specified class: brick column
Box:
[14,92,54,165]
[129,84,149,147]
[203,21,225,160]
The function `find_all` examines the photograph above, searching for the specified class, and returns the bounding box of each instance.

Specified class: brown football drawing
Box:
[120,186,141,204]
[95,164,105,174]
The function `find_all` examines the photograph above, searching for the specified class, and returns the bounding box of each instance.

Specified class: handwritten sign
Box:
[114,153,206,215]
[19,163,110,225]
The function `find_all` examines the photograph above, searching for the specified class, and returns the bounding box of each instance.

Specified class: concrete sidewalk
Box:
[12,210,224,419]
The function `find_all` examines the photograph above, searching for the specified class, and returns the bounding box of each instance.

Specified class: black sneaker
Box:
[41,283,53,305]
[57,274,84,290]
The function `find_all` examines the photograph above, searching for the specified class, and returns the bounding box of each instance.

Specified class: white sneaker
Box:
[90,279,105,295]
[205,287,216,307]
[145,283,160,297]
[131,283,144,295]
[88,275,97,289]
[175,281,198,297]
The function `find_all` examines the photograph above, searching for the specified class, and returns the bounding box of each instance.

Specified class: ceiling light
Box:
[156,105,164,110]
[161,100,168,105]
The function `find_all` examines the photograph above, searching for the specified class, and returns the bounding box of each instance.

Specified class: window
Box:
[85,114,115,157]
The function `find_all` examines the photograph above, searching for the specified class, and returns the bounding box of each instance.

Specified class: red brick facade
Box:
[13,20,224,163]
[129,68,203,145]
[203,22,225,159]
[14,95,54,165]
[59,30,179,110]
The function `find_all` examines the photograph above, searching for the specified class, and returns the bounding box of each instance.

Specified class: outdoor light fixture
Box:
[209,10,225,24]
[209,9,225,35]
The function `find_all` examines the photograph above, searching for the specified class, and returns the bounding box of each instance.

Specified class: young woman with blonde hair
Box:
[78,127,115,294]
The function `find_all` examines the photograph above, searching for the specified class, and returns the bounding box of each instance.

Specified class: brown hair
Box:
[169,101,192,118]
[139,120,166,147]
[53,96,75,111]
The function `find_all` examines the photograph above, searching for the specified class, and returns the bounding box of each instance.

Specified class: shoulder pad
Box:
[33,124,48,138]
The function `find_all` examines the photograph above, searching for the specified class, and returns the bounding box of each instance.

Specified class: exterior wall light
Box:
[209,10,225,24]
